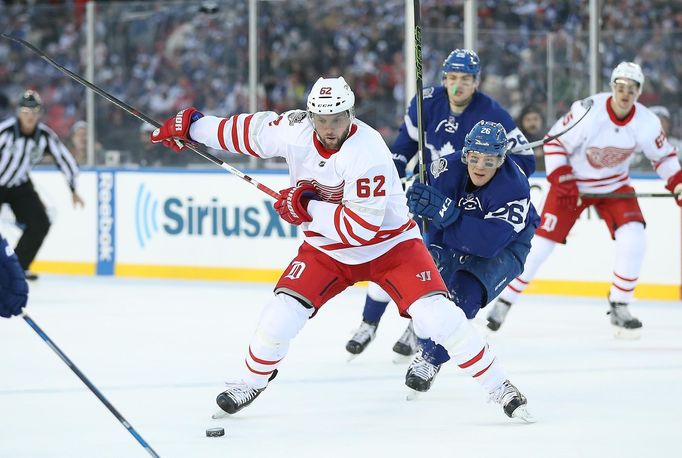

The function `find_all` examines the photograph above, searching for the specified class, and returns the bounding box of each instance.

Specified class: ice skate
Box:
[212,370,278,418]
[607,299,642,340]
[405,351,441,400]
[486,298,511,331]
[392,321,419,363]
[345,320,378,360]
[489,379,535,423]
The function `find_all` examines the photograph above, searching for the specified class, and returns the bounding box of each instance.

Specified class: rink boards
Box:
[0,168,679,299]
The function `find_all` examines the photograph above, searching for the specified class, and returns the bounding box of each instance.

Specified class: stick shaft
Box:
[580,192,673,198]
[1,33,279,200]
[22,314,160,458]
[412,0,428,233]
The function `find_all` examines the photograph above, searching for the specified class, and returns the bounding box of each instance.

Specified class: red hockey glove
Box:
[665,170,682,207]
[274,184,318,226]
[150,107,204,152]
[547,165,579,210]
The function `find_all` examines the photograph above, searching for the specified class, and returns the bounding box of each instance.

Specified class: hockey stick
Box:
[21,313,160,458]
[1,33,279,200]
[509,98,595,154]
[412,0,427,231]
[580,192,675,199]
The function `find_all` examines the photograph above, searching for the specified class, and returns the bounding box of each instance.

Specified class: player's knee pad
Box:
[408,294,467,345]
[449,271,484,319]
[255,293,314,344]
[367,282,391,302]
[614,222,645,257]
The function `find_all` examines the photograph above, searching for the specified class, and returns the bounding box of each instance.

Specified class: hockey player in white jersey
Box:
[151,77,533,421]
[487,62,682,338]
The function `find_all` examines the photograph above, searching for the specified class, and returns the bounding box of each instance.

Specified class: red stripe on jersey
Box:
[217,118,228,150]
[344,207,381,232]
[612,283,635,293]
[458,346,485,369]
[586,175,629,188]
[507,283,523,293]
[333,206,351,245]
[544,140,563,147]
[343,215,371,245]
[242,114,259,157]
[303,230,324,238]
[653,152,677,171]
[248,347,281,365]
[245,360,275,376]
[576,172,624,183]
[473,359,496,378]
[544,152,568,156]
[515,277,529,285]
[614,272,638,282]
[230,115,242,154]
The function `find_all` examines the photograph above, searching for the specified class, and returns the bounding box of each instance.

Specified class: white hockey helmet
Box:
[307,77,355,119]
[610,62,644,93]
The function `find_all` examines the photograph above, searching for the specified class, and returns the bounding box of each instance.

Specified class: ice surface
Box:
[1,276,681,458]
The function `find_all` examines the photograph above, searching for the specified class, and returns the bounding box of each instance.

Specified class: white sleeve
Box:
[543,98,589,174]
[638,114,681,181]
[189,111,288,159]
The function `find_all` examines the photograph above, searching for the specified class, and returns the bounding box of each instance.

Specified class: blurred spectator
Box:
[517,104,546,172]
[64,120,102,165]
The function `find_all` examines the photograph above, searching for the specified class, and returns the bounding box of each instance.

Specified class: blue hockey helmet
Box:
[461,120,508,168]
[442,49,481,78]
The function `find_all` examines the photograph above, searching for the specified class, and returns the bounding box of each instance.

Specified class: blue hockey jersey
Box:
[392,86,535,177]
[427,152,540,259]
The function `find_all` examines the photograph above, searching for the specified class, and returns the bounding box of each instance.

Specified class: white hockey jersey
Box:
[543,92,680,193]
[190,110,420,264]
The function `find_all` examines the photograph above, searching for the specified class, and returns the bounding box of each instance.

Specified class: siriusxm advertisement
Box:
[115,171,302,269]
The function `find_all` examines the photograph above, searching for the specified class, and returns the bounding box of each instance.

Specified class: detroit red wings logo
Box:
[585,146,634,169]
[298,179,345,203]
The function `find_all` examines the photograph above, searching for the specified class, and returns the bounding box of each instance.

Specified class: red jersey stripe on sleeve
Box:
[334,206,351,245]
[344,207,381,232]
[217,118,228,150]
[230,114,243,154]
[242,114,260,157]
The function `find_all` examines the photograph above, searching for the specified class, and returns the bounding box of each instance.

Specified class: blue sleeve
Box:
[508,153,536,178]
[442,214,517,258]
[391,96,419,178]
[0,236,29,318]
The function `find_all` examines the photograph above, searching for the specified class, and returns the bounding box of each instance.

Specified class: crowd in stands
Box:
[1,0,679,172]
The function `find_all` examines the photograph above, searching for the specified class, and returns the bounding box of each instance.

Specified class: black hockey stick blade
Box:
[509,98,594,153]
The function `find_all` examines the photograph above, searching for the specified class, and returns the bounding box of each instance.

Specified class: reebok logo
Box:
[416,271,432,282]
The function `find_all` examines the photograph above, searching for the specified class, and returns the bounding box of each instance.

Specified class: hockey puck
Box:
[206,427,225,437]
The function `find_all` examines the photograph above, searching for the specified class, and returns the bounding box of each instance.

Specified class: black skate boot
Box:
[392,321,419,359]
[607,297,642,339]
[486,298,512,331]
[405,351,441,398]
[214,370,278,416]
[489,379,535,422]
[345,320,378,358]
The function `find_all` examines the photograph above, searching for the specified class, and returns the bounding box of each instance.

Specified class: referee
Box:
[0,90,84,280]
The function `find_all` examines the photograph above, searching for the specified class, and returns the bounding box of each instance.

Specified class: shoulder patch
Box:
[423,87,435,99]
[430,157,449,178]
[287,111,308,125]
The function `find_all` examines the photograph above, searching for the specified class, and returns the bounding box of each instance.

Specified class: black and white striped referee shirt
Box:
[0,117,79,190]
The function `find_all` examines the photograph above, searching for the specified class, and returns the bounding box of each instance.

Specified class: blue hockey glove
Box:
[0,237,29,318]
[406,182,460,229]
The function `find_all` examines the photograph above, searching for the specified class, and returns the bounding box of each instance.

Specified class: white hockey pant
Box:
[242,293,314,389]
[408,295,506,392]
[610,222,645,303]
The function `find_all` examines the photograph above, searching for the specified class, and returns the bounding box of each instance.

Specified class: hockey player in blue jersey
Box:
[0,233,29,319]
[403,120,539,393]
[346,49,535,360]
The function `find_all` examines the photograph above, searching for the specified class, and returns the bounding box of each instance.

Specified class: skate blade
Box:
[392,353,413,365]
[406,389,421,401]
[346,352,361,362]
[614,327,641,340]
[211,409,230,420]
[511,406,536,423]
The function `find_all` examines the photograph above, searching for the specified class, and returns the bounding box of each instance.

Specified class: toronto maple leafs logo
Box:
[430,157,449,178]
[458,194,482,211]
